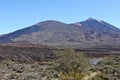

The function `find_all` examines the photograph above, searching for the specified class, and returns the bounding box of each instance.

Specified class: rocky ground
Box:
[0,61,55,80]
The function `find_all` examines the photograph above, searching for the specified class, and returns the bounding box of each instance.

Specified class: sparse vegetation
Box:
[93,55,120,80]
[0,45,119,80]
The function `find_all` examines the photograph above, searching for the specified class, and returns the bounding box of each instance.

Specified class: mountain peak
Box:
[86,17,104,23]
[87,17,97,21]
[36,20,67,26]
[0,18,120,48]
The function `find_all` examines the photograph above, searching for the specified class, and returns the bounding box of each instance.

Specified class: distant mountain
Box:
[0,18,120,48]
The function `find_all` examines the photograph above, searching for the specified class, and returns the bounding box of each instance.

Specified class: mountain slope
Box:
[0,18,120,48]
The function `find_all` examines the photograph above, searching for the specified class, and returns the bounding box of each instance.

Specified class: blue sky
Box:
[0,0,120,34]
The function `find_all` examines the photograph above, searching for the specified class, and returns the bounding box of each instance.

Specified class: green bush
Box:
[53,49,90,79]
